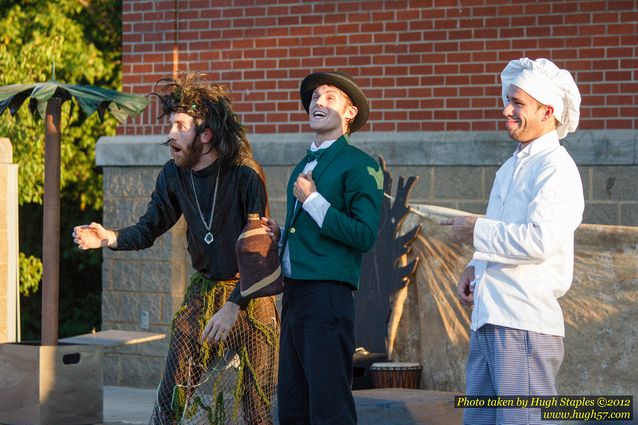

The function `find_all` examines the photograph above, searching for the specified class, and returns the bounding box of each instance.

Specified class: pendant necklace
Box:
[190,165,221,245]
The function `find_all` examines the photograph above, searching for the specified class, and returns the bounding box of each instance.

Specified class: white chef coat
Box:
[469,130,584,337]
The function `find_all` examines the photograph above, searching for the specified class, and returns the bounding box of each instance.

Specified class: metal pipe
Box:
[173,0,179,77]
[41,97,62,346]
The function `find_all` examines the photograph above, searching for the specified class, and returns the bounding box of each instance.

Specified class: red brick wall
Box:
[120,0,638,136]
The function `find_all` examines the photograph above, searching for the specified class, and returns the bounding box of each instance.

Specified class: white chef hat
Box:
[501,58,581,139]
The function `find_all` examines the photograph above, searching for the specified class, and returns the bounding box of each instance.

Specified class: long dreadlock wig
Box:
[150,73,252,166]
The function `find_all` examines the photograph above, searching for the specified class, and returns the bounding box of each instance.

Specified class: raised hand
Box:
[293,170,316,203]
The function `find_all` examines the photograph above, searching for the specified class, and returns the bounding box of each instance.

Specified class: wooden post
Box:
[41,97,62,346]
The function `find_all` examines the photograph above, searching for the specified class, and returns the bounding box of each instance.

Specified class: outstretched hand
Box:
[73,222,117,250]
[439,215,478,243]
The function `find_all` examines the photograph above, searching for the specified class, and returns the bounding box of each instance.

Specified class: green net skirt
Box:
[149,272,279,425]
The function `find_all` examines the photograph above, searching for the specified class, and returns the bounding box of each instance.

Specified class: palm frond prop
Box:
[0,81,148,123]
[0,71,149,345]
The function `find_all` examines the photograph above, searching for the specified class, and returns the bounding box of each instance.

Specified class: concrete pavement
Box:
[103,386,155,425]
[102,386,463,425]
[103,386,636,425]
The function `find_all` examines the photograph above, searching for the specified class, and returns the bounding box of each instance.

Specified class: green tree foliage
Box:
[0,0,122,337]
[0,0,121,207]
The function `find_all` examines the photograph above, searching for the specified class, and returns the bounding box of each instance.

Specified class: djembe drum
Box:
[370,362,422,389]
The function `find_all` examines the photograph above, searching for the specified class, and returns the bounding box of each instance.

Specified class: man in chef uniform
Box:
[442,57,584,425]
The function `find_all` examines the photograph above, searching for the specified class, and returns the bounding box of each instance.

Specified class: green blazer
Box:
[281,135,384,289]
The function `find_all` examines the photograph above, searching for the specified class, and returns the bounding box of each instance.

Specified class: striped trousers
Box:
[464,324,564,425]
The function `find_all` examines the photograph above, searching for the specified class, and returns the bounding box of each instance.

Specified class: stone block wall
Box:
[390,164,638,226]
[97,129,638,388]
[0,138,18,343]
[97,136,190,387]
[253,130,638,227]
[100,162,191,386]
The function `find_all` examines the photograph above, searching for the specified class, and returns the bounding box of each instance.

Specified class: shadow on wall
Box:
[391,204,638,397]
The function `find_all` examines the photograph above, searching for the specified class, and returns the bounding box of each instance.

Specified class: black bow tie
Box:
[306,149,326,163]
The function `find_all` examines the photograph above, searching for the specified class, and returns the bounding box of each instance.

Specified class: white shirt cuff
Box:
[302,192,331,228]
[473,216,494,253]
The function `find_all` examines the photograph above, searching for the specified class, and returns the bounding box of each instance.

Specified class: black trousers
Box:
[277,279,357,425]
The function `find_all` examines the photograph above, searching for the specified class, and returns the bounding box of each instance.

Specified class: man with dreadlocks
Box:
[73,73,279,425]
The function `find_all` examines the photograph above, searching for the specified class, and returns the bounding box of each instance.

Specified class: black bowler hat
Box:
[300,71,369,133]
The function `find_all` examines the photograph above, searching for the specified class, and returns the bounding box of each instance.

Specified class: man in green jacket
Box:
[263,71,384,425]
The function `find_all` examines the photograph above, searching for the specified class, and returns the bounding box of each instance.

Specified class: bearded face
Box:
[167,112,205,169]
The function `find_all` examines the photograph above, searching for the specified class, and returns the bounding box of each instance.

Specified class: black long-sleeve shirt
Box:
[114,158,268,306]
